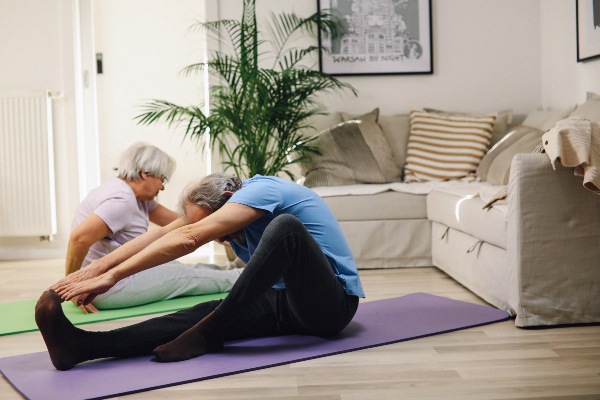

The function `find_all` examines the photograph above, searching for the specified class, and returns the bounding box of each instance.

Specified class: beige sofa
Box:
[301,94,600,327]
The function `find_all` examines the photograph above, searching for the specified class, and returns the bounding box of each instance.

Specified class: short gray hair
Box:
[117,142,176,181]
[178,173,242,216]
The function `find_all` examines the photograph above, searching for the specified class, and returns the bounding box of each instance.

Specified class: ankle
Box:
[194,310,227,350]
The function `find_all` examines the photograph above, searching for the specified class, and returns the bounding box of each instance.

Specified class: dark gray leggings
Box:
[91,214,359,359]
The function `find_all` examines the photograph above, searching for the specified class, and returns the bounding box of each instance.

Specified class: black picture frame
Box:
[318,0,433,76]
[576,0,600,62]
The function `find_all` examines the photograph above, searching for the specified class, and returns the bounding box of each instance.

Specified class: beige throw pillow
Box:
[301,114,401,187]
[477,126,544,185]
[339,109,410,172]
[522,108,573,131]
[403,109,495,182]
[587,91,600,101]
[568,95,600,122]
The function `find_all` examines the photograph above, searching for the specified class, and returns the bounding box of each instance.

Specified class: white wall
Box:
[218,0,542,132]
[93,0,216,258]
[0,0,81,259]
[323,0,542,124]
[93,0,210,212]
[540,0,600,110]
[0,0,212,260]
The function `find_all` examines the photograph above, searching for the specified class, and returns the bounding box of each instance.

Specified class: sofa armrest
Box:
[507,153,600,326]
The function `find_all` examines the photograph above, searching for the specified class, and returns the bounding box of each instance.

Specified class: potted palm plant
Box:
[136,0,355,180]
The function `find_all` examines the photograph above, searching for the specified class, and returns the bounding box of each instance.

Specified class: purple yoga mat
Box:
[0,293,509,400]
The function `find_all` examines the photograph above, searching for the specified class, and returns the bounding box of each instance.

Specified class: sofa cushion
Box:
[301,110,401,187]
[404,109,496,182]
[476,125,543,185]
[423,108,513,147]
[587,91,600,101]
[568,93,600,122]
[322,190,427,221]
[522,108,573,131]
[426,183,507,249]
[339,109,410,173]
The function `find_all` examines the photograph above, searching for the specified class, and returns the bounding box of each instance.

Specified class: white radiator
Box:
[0,91,57,238]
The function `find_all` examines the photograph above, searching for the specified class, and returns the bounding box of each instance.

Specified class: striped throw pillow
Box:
[403,109,496,182]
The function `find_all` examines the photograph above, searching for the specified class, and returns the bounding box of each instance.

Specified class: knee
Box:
[261,214,306,245]
[267,214,308,238]
[270,214,303,231]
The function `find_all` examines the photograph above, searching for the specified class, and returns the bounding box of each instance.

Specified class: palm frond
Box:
[266,10,342,70]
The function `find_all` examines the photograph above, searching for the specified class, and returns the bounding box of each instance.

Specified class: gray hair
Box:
[117,142,176,181]
[178,173,242,216]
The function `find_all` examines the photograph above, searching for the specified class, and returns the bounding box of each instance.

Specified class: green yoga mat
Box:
[0,292,227,336]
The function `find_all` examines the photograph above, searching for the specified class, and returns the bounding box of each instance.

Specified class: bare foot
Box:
[34,290,91,370]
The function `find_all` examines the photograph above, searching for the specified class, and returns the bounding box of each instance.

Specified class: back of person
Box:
[227,175,363,297]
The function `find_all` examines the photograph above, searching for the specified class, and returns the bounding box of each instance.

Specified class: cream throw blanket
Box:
[542,116,600,195]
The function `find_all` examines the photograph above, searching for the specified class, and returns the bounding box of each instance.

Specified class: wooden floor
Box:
[1,258,599,400]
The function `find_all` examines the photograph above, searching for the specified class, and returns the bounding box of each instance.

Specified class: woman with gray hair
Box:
[66,142,242,313]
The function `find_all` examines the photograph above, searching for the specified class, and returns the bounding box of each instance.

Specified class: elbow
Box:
[181,234,202,252]
[169,226,205,254]
[69,234,92,253]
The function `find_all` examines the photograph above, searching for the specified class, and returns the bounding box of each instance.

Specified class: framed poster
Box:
[318,0,433,76]
[576,0,600,62]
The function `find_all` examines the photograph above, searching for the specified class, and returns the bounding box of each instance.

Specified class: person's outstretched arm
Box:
[53,216,188,292]
[54,203,265,305]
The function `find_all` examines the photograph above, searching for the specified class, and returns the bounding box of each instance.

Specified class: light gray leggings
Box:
[92,260,242,309]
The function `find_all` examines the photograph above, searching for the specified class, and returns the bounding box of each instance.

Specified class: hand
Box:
[71,296,99,314]
[54,273,117,306]
[52,261,106,292]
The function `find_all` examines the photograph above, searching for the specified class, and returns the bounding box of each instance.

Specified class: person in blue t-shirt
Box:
[35,173,365,370]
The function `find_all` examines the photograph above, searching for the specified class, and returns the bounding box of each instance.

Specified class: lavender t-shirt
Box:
[71,177,157,287]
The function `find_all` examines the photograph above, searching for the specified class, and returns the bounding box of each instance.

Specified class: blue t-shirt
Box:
[228,175,364,298]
